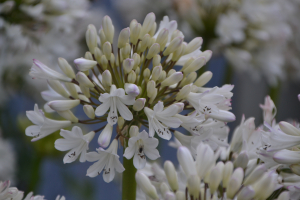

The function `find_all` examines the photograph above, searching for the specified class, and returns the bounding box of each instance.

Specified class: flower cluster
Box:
[25,13,235,183]
[0,180,65,200]
[135,94,300,199]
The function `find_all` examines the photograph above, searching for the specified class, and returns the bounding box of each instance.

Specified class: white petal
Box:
[114,156,125,173]
[153,101,164,113]
[25,125,40,136]
[143,137,159,149]
[157,116,182,128]
[119,95,136,105]
[86,159,106,178]
[95,101,110,116]
[63,147,81,163]
[124,145,136,159]
[55,139,80,151]
[144,147,160,160]
[152,118,172,140]
[133,152,147,169]
[116,99,133,121]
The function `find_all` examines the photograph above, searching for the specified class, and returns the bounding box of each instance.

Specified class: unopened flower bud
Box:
[234,151,249,169]
[76,72,94,88]
[129,125,139,138]
[118,27,130,49]
[164,161,178,192]
[94,47,103,63]
[222,161,233,188]
[103,42,112,60]
[57,110,78,122]
[58,57,75,79]
[163,37,183,56]
[133,98,146,111]
[244,164,266,186]
[209,162,224,194]
[121,43,131,59]
[175,191,185,200]
[80,85,90,98]
[160,182,170,197]
[139,34,151,53]
[146,43,160,59]
[277,191,290,200]
[185,37,203,55]
[183,57,206,74]
[180,72,196,86]
[279,121,300,136]
[125,83,140,96]
[74,58,97,71]
[171,30,184,41]
[135,172,158,199]
[227,168,244,199]
[97,123,113,148]
[177,146,197,176]
[48,100,80,111]
[118,117,125,129]
[47,80,69,98]
[187,175,200,198]
[130,22,141,45]
[83,105,95,119]
[176,84,192,100]
[161,72,183,87]
[194,71,213,87]
[253,171,278,200]
[140,12,156,38]
[149,22,157,37]
[158,71,166,83]
[167,69,176,77]
[86,24,98,54]
[172,43,185,61]
[143,68,151,81]
[100,55,108,70]
[201,50,213,62]
[209,110,236,122]
[102,70,112,88]
[156,28,169,51]
[237,186,255,200]
[290,164,300,176]
[152,55,161,67]
[164,192,176,200]
[147,80,156,98]
[64,82,78,98]
[85,51,93,60]
[99,28,107,47]
[132,53,140,70]
[102,16,114,44]
[128,71,136,83]
[149,88,157,104]
[123,58,134,74]
[151,65,162,81]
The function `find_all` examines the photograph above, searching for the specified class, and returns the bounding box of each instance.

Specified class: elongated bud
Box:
[149,22,157,37]
[153,55,161,67]
[183,57,206,74]
[128,71,136,83]
[132,53,140,70]
[168,69,176,77]
[156,28,169,51]
[163,37,183,56]
[118,117,125,129]
[227,168,244,199]
[151,65,162,81]
[140,12,156,38]
[102,16,114,43]
[133,98,146,111]
[180,72,196,86]
[181,57,194,72]
[157,71,166,83]
[83,105,95,119]
[164,161,178,192]
[161,72,183,87]
[125,83,140,96]
[194,71,213,87]
[172,43,185,61]
[57,110,78,123]
[58,58,75,79]
[147,80,156,98]
[121,43,131,59]
[187,175,200,198]
[175,191,185,200]
[129,125,139,138]
[244,164,266,186]
[47,80,69,98]
[177,146,197,176]
[94,47,103,63]
[164,192,176,200]
[123,58,134,74]
[86,24,98,54]
[149,88,157,104]
[208,110,236,122]
[143,68,151,81]
[48,100,80,111]
[76,72,94,88]
[130,22,141,45]
[102,70,112,88]
[118,27,130,49]
[80,85,90,98]
[279,121,300,136]
[146,43,160,59]
[139,34,151,53]
[176,84,191,100]
[100,55,108,70]
[99,28,107,46]
[291,164,300,176]
[74,58,97,71]
[85,51,93,60]
[201,50,213,62]
[185,37,203,55]
[222,161,233,188]
[135,172,158,199]
[103,42,112,60]
[237,186,255,200]
[253,171,278,200]
[234,151,249,169]
[171,30,184,41]
[160,182,170,197]
[209,162,224,194]
[64,82,78,98]
[98,123,113,148]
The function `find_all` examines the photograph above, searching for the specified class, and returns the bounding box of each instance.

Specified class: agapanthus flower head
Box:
[25,12,236,184]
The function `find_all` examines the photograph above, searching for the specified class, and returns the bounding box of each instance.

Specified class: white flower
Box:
[124,130,160,169]
[29,59,72,82]
[95,85,136,125]
[144,101,183,140]
[86,139,125,182]
[153,16,178,44]
[25,104,72,142]
[260,96,276,125]
[55,126,95,163]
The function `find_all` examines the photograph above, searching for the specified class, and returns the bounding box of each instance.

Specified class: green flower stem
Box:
[122,155,137,200]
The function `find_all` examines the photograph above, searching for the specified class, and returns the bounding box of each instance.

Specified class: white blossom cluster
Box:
[0,0,98,103]
[25,13,236,183]
[135,94,300,200]
[0,180,65,200]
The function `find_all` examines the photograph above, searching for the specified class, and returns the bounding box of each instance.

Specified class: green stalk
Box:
[122,156,137,200]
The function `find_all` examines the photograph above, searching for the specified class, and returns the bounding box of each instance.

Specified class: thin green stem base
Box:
[122,157,137,200]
